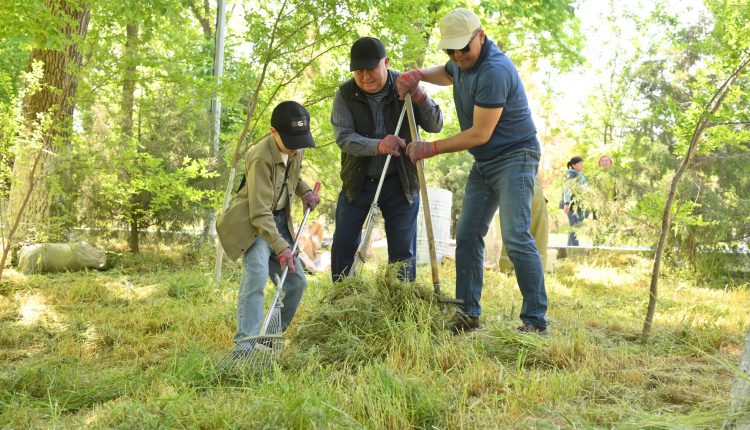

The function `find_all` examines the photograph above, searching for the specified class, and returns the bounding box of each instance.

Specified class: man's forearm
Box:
[333,126,379,156]
[420,65,453,86]
[433,127,490,154]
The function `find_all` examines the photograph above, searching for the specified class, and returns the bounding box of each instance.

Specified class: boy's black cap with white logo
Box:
[271,101,316,150]
[349,37,386,71]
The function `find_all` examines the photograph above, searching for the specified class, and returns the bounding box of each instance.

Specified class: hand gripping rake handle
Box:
[349,103,408,276]
[404,94,462,304]
[260,181,321,335]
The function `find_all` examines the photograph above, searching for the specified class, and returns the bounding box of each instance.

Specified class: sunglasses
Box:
[444,31,479,56]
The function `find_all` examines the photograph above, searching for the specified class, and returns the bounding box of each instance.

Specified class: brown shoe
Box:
[516,323,547,335]
[450,316,481,334]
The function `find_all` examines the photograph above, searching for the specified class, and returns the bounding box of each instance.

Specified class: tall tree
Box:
[642,51,750,341]
[640,0,750,341]
[8,0,90,243]
[121,21,141,252]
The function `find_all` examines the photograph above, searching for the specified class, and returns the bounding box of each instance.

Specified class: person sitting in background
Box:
[500,176,548,272]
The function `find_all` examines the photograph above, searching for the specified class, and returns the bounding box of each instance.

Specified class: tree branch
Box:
[187,0,212,39]
[230,0,288,167]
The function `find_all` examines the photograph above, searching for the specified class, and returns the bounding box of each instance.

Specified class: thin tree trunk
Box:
[8,0,90,245]
[121,22,141,253]
[0,152,45,281]
[641,52,750,342]
[213,0,287,283]
[211,0,343,282]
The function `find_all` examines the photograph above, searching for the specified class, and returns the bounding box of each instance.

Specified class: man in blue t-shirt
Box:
[396,7,547,334]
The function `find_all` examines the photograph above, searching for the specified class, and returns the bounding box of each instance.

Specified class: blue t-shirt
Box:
[445,38,538,160]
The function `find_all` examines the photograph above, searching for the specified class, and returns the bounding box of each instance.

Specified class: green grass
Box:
[0,243,748,429]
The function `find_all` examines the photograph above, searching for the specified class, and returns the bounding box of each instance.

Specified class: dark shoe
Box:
[450,316,481,334]
[517,323,547,335]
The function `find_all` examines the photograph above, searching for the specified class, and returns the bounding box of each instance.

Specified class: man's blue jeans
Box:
[331,174,419,282]
[455,149,548,328]
[234,211,306,347]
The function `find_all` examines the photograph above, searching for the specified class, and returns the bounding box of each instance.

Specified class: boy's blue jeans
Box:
[455,149,548,328]
[234,211,306,347]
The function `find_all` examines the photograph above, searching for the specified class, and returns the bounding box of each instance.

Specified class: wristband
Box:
[433,141,438,155]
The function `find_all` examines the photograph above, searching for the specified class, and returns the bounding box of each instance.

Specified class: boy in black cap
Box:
[329,36,443,282]
[217,100,320,353]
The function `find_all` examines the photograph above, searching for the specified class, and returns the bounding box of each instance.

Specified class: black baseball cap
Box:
[349,37,386,71]
[270,101,316,150]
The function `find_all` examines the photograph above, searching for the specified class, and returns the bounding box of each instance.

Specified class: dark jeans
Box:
[566,208,587,246]
[331,174,419,282]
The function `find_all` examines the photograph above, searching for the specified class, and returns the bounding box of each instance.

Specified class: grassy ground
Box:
[0,242,748,429]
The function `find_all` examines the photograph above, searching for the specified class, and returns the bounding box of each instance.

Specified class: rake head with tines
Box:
[217,285,286,373]
[217,334,283,374]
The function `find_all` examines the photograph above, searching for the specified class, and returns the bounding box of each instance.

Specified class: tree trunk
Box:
[214,0,287,284]
[8,0,90,244]
[724,327,750,429]
[128,216,140,254]
[121,22,141,253]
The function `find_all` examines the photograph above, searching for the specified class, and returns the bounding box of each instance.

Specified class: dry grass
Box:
[0,244,748,429]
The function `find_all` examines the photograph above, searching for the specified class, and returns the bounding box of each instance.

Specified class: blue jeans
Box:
[455,149,547,328]
[566,208,586,246]
[234,211,306,347]
[331,174,419,282]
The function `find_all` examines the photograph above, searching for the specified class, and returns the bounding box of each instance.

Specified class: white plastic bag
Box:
[18,242,107,274]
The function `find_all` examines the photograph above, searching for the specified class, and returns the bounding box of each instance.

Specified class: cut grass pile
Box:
[0,243,749,428]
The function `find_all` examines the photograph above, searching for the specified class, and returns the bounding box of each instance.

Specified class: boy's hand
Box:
[278,248,296,273]
[302,190,320,211]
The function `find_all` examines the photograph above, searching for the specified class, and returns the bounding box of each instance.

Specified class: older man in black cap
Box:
[330,37,443,282]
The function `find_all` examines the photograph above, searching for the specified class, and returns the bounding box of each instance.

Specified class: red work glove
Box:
[396,69,426,105]
[277,248,297,273]
[406,140,438,162]
[376,135,405,157]
[301,189,320,211]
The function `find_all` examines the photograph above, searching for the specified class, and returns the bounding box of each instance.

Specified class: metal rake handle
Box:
[260,181,321,335]
[350,103,408,276]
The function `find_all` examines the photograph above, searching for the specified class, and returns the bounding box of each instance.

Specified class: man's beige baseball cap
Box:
[437,8,481,50]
